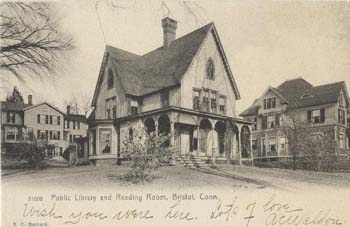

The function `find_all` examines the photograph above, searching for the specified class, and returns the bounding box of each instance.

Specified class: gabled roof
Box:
[277,77,313,102]
[65,114,87,122]
[0,101,31,112]
[92,22,240,106]
[239,78,349,116]
[23,102,65,115]
[290,81,348,109]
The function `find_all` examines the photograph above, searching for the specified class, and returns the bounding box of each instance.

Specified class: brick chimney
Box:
[162,17,177,47]
[28,95,33,105]
[67,105,71,115]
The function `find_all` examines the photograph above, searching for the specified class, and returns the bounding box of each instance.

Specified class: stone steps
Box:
[174,155,212,168]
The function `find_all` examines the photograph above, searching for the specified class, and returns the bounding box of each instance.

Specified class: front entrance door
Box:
[180,126,193,155]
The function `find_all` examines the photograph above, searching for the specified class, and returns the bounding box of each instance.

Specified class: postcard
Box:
[1,0,350,227]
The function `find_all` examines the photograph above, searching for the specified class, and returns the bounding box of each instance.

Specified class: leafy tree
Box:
[6,86,24,103]
[121,128,172,184]
[0,2,73,78]
[13,138,49,169]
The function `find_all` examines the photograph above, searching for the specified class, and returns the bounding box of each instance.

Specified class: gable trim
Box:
[23,102,65,116]
[210,25,241,100]
[91,50,109,107]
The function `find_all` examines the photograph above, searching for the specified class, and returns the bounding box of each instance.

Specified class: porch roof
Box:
[91,106,252,126]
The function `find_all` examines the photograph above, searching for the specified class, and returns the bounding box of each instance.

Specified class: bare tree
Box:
[280,107,337,171]
[280,110,307,170]
[64,91,92,115]
[0,2,73,78]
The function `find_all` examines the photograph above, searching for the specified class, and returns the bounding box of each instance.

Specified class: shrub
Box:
[121,128,172,184]
[14,139,48,169]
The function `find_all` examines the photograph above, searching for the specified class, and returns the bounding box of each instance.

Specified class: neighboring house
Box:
[0,97,88,159]
[1,97,32,154]
[64,106,88,143]
[240,78,350,161]
[88,17,252,165]
[23,102,66,157]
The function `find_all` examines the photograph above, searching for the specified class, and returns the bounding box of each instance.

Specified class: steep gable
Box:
[91,21,241,108]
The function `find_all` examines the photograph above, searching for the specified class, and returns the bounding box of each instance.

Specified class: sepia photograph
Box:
[1,0,350,226]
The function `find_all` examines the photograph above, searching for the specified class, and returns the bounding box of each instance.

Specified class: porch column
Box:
[196,124,200,156]
[170,121,175,147]
[237,126,242,165]
[249,125,254,166]
[155,122,159,136]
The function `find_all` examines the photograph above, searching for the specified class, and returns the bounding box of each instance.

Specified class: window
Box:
[279,137,286,150]
[107,68,114,89]
[50,131,60,140]
[252,118,257,131]
[338,109,346,125]
[6,127,16,141]
[269,140,277,155]
[112,107,117,119]
[99,128,111,154]
[161,90,169,107]
[50,116,59,125]
[206,58,215,80]
[308,109,325,124]
[7,112,15,123]
[73,121,77,129]
[210,91,217,113]
[105,97,116,119]
[252,140,258,150]
[37,130,48,140]
[77,121,80,129]
[264,97,276,109]
[267,115,275,129]
[219,95,226,114]
[130,99,138,115]
[69,134,73,143]
[202,90,210,112]
[339,133,344,148]
[193,89,200,111]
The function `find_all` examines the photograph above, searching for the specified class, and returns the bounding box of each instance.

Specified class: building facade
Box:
[240,78,350,161]
[0,96,88,158]
[88,17,253,165]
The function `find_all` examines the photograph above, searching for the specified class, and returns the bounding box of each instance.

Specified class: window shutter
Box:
[45,130,49,140]
[50,131,52,140]
[58,131,61,140]
[338,109,341,124]
[45,115,49,124]
[50,116,52,124]
[127,99,131,115]
[275,114,280,127]
[320,108,325,123]
[307,110,312,123]
[37,114,40,124]
[262,116,267,129]
[58,116,60,125]
[37,130,40,139]
[7,112,10,123]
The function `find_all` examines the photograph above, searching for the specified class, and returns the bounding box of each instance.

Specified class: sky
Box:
[1,0,350,115]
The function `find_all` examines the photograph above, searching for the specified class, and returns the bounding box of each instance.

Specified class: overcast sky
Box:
[1,0,350,115]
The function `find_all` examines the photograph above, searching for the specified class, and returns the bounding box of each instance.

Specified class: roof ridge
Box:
[142,22,213,57]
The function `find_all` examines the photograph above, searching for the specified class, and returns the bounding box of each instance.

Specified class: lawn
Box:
[2,163,350,191]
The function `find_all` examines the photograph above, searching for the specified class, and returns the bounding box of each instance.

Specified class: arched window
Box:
[107,68,114,89]
[206,58,215,80]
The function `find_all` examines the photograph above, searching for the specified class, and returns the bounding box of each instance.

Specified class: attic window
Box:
[107,69,114,89]
[206,58,215,80]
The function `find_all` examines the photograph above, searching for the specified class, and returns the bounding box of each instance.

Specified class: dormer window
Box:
[301,94,313,99]
[206,58,215,80]
[107,69,114,89]
[264,97,276,109]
